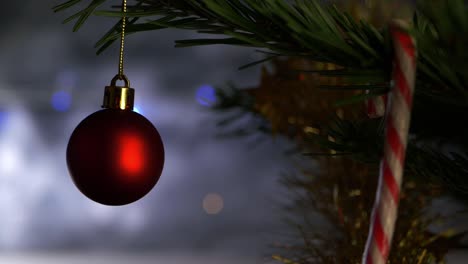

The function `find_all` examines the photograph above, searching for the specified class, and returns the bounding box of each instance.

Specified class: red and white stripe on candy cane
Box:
[362,20,417,264]
[366,94,388,118]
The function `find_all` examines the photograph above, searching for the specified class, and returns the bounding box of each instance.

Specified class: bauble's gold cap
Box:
[102,74,135,110]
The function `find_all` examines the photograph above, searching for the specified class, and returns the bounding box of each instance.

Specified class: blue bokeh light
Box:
[0,110,7,130]
[196,85,217,107]
[51,90,72,112]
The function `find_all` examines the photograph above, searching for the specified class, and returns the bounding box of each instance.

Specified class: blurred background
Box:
[0,1,297,263]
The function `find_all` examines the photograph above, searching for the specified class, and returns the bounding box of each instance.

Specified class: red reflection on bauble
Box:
[118,133,145,176]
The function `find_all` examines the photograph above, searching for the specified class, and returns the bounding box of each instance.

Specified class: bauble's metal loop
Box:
[110,74,131,88]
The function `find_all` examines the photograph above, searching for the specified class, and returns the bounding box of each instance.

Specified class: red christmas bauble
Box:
[66,109,164,206]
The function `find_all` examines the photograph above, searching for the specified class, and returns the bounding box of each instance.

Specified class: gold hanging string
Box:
[103,0,133,110]
[118,0,127,79]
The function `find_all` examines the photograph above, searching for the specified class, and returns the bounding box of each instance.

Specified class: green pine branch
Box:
[54,0,468,196]
[55,0,390,68]
[211,87,468,199]
[53,0,468,110]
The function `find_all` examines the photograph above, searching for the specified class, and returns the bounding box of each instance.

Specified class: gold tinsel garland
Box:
[272,155,461,263]
[245,59,362,141]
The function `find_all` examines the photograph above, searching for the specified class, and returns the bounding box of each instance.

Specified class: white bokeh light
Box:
[0,97,55,249]
[0,143,21,176]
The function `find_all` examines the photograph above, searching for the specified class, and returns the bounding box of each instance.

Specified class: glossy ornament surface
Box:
[67,108,164,206]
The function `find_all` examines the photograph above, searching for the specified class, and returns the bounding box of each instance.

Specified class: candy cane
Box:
[362,20,417,264]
